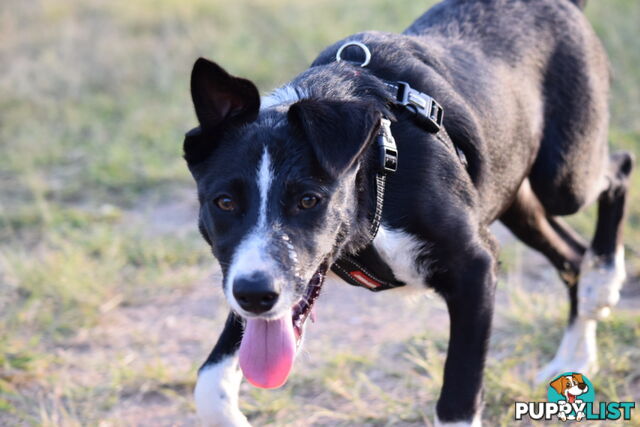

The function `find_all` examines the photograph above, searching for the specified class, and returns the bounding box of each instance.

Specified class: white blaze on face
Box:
[255,147,272,230]
[225,148,277,314]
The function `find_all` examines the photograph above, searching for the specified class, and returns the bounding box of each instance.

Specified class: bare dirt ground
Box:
[48,189,640,426]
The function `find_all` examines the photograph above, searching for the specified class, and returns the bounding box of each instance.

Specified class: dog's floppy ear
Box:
[573,373,584,384]
[288,99,381,177]
[185,58,260,165]
[550,377,566,394]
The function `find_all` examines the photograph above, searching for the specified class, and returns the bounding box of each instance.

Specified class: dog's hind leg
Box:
[578,152,634,320]
[501,179,587,289]
[500,179,597,382]
[194,312,250,427]
[546,152,634,382]
[502,150,634,382]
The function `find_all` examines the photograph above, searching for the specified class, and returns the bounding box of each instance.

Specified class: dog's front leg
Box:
[194,312,250,427]
[435,248,496,427]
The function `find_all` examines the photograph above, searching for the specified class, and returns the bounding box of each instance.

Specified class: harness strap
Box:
[331,244,404,291]
[383,81,443,133]
[327,97,397,290]
[384,80,468,168]
[331,76,467,292]
[329,117,403,291]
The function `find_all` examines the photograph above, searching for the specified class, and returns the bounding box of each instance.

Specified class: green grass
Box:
[0,0,639,424]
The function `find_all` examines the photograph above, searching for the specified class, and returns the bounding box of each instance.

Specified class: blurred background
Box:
[0,0,638,425]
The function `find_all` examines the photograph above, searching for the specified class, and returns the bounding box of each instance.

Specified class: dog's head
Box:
[550,373,589,403]
[185,58,381,322]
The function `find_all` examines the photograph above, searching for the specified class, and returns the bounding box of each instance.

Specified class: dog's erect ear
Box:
[190,57,260,131]
[288,99,381,177]
[550,377,565,394]
[185,58,260,166]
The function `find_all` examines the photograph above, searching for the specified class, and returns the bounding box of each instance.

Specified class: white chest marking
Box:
[372,226,431,290]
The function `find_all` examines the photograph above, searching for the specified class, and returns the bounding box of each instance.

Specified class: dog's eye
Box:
[298,194,320,210]
[214,195,236,212]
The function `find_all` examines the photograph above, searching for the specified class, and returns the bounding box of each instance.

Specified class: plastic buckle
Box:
[396,81,443,133]
[377,118,398,173]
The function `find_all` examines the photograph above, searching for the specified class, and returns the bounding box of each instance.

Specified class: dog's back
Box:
[403,0,610,217]
[406,0,592,60]
[309,0,608,220]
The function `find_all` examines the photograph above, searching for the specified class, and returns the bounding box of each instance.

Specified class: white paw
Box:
[578,247,626,320]
[197,406,251,427]
[535,318,598,384]
[536,355,597,384]
[195,357,251,427]
[435,413,481,427]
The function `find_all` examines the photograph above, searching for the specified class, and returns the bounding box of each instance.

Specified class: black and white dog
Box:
[184,0,633,425]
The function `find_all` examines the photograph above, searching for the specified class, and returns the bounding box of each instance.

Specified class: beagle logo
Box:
[514,372,636,422]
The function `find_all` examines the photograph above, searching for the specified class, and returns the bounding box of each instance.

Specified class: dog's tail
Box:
[568,0,587,10]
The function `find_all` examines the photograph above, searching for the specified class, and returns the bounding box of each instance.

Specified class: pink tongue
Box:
[239,314,296,389]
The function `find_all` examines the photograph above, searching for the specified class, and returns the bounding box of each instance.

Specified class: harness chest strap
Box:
[331,117,403,291]
[330,77,468,291]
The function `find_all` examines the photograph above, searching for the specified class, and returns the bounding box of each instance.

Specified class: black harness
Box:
[330,78,465,292]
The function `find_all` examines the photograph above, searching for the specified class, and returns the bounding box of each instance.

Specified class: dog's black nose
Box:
[233,272,279,314]
[578,383,587,390]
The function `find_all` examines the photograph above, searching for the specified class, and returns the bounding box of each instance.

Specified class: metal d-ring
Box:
[336,41,371,67]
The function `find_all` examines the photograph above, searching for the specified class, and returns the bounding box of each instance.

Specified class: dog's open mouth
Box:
[238,262,328,389]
